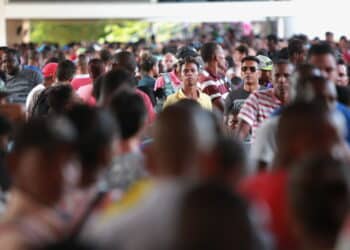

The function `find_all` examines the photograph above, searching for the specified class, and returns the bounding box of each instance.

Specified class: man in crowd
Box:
[2,48,42,104]
[164,56,212,110]
[235,60,294,143]
[224,56,261,140]
[199,42,229,112]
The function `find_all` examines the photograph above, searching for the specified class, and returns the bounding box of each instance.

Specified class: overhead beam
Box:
[4,1,295,21]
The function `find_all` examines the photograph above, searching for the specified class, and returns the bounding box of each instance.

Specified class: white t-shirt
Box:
[250,116,279,173]
[25,83,45,117]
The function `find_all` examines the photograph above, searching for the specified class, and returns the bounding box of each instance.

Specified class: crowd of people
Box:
[0,28,350,250]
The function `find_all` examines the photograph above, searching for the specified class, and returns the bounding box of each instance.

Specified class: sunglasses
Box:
[241,66,257,73]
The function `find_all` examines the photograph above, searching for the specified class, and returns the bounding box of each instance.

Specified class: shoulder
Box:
[199,91,211,101]
[21,68,42,78]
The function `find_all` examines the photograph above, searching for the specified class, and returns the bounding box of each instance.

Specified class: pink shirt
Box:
[76,84,96,106]
[154,71,181,91]
[71,74,92,90]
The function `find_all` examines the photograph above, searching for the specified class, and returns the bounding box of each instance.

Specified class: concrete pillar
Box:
[0,0,6,46]
[6,20,29,46]
[283,16,296,39]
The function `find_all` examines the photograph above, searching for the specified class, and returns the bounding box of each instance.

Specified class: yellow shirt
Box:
[163,88,212,110]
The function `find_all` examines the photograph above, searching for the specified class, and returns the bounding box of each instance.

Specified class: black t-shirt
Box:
[224,87,251,116]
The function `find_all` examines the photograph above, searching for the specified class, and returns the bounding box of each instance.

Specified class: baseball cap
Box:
[256,55,273,71]
[42,62,58,78]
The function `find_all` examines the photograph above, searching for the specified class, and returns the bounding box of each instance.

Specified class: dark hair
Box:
[0,46,8,52]
[267,34,278,44]
[45,57,60,64]
[178,182,259,250]
[109,89,146,140]
[276,101,331,167]
[12,117,76,153]
[100,49,112,64]
[88,58,104,80]
[47,84,75,114]
[200,42,219,63]
[5,48,21,64]
[28,50,40,61]
[241,56,260,65]
[0,114,11,136]
[225,55,234,68]
[111,51,137,75]
[337,58,346,65]
[288,38,305,58]
[140,53,157,73]
[235,45,249,56]
[179,56,200,71]
[274,59,291,66]
[289,154,350,247]
[100,69,133,104]
[57,60,76,82]
[278,47,289,60]
[65,104,117,169]
[308,42,335,60]
[37,239,96,250]
[77,54,88,67]
[215,136,246,173]
[336,85,350,106]
[176,46,199,60]
[92,74,104,100]
[256,48,268,57]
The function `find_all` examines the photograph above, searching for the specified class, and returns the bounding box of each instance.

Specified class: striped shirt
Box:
[238,88,282,142]
[198,68,229,101]
[5,68,43,104]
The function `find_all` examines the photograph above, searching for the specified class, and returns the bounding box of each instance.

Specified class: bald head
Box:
[153,102,217,176]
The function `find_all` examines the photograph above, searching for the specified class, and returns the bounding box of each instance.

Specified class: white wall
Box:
[0,0,6,46]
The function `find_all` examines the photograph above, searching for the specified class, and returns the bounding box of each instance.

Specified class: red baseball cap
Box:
[42,63,58,78]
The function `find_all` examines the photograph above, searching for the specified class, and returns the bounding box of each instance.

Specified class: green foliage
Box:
[30,20,196,45]
[31,20,108,45]
[102,21,150,43]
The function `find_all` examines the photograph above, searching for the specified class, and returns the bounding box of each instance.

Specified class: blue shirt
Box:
[336,102,350,144]
[138,75,156,89]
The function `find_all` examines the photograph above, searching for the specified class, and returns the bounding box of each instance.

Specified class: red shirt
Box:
[76,84,96,106]
[71,74,92,90]
[239,170,299,250]
[198,68,229,101]
[135,88,156,124]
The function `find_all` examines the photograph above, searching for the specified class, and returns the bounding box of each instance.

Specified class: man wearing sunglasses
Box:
[235,60,293,143]
[224,56,262,143]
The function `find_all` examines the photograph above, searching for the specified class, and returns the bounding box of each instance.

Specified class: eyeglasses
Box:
[241,66,257,73]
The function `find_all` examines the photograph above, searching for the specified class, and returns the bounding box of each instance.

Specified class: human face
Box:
[227,114,239,130]
[181,62,199,89]
[336,64,348,86]
[273,63,293,103]
[309,54,337,83]
[259,70,272,86]
[2,53,19,76]
[215,46,227,72]
[163,53,176,72]
[241,60,260,86]
[233,51,246,65]
[296,47,307,64]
